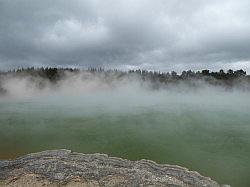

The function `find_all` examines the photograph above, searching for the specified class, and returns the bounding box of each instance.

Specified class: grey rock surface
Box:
[0,150,229,187]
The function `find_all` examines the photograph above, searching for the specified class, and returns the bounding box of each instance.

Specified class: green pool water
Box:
[0,91,250,187]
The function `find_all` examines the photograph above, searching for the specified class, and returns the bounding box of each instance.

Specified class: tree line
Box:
[0,67,247,79]
[0,67,249,93]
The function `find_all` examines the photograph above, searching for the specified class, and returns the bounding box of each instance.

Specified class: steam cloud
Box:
[0,72,249,115]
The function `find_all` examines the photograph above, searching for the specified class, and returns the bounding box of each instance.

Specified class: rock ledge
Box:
[0,149,229,187]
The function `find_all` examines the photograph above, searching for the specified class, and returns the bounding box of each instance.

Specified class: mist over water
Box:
[0,73,250,187]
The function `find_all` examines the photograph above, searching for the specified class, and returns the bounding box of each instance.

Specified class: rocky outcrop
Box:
[0,150,229,187]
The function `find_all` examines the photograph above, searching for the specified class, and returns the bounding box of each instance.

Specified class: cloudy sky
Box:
[0,0,250,73]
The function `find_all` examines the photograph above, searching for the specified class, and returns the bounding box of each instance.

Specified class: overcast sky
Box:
[0,0,250,73]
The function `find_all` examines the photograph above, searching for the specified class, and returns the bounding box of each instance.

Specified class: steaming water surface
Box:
[0,89,250,187]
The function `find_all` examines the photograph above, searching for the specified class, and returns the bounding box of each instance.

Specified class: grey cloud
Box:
[0,0,250,72]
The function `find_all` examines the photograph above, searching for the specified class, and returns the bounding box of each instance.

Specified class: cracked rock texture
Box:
[0,150,230,187]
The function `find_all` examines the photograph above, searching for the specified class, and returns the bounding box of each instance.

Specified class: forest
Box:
[0,67,249,95]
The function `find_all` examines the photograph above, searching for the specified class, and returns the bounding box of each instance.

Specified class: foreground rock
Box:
[0,150,229,187]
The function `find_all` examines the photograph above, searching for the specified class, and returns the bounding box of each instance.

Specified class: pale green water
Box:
[0,91,250,187]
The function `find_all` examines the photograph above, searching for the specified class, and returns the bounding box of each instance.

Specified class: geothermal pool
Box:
[0,90,250,187]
